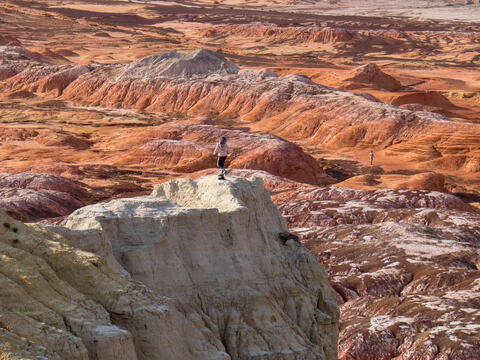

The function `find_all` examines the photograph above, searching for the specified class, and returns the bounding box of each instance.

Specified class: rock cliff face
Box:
[201,24,354,43]
[60,175,340,360]
[203,170,480,360]
[0,208,229,360]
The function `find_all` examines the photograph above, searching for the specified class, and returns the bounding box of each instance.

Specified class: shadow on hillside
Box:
[454,192,480,204]
[317,158,363,181]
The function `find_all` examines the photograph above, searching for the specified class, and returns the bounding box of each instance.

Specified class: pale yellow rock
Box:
[0,175,338,359]
[0,209,229,360]
[64,175,340,360]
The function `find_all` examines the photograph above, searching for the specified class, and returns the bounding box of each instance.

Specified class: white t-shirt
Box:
[214,143,232,157]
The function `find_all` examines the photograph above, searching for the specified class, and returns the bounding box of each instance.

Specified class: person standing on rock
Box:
[214,136,233,179]
[369,150,374,165]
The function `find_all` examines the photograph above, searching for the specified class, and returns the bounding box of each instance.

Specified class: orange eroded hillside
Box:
[1,0,480,359]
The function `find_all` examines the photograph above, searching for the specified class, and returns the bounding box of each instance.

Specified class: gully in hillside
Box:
[214,136,233,180]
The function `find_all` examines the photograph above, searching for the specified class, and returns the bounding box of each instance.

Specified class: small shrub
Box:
[3,222,10,229]
[278,232,300,245]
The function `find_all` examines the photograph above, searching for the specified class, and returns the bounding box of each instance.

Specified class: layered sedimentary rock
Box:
[112,122,333,185]
[340,63,403,91]
[0,44,88,97]
[59,50,480,174]
[1,47,480,175]
[60,175,340,360]
[308,221,480,360]
[0,120,332,217]
[0,35,21,46]
[203,169,480,360]
[116,49,239,79]
[195,20,480,69]
[0,172,91,222]
[389,91,456,108]
[334,171,447,192]
[201,24,354,43]
[0,208,230,360]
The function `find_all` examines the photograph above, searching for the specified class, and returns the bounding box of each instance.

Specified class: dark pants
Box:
[217,156,227,170]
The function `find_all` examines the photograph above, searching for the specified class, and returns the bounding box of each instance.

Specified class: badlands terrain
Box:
[0,0,480,359]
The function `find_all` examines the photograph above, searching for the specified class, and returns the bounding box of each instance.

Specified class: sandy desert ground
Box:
[0,0,479,358]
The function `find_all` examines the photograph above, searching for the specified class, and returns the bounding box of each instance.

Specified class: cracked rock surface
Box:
[61,175,340,360]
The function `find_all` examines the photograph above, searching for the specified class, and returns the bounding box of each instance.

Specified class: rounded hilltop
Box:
[341,63,403,91]
[117,49,239,80]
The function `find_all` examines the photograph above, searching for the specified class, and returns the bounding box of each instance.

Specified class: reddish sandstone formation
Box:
[0,173,91,222]
[398,103,453,117]
[340,63,403,91]
[392,172,446,191]
[335,172,446,192]
[389,91,456,108]
[1,2,480,358]
[0,44,88,96]
[0,34,21,46]
[111,122,333,185]
[61,51,480,176]
[0,43,46,65]
[35,130,93,150]
[282,182,480,359]
[0,127,39,141]
[120,139,213,173]
[0,120,330,200]
[1,48,479,178]
[201,24,353,43]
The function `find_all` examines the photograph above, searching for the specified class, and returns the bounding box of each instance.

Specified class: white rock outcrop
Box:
[62,175,339,360]
[0,209,229,360]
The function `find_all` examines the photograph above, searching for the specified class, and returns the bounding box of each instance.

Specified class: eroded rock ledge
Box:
[0,175,339,359]
[0,208,228,360]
